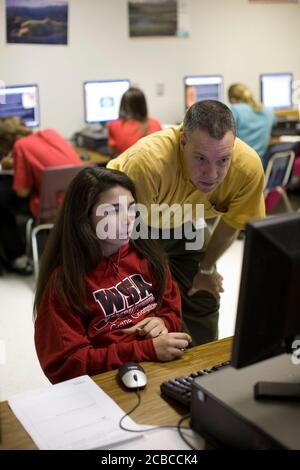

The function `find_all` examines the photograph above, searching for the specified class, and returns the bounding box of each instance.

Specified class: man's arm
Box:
[12,141,33,199]
[188,218,239,300]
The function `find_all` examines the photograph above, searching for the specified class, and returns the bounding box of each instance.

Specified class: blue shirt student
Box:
[230,103,276,158]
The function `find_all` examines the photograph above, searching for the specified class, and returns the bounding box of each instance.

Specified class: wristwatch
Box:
[199,267,215,275]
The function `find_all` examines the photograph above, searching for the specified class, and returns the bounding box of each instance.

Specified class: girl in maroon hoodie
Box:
[34,167,191,383]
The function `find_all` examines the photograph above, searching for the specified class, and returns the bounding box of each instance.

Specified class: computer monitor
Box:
[184,75,223,109]
[0,84,40,128]
[231,213,300,369]
[83,79,130,124]
[260,73,293,109]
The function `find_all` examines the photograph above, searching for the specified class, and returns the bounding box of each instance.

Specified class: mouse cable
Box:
[118,389,197,450]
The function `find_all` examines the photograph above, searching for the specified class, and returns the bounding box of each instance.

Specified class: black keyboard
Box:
[160,361,231,408]
[272,128,300,137]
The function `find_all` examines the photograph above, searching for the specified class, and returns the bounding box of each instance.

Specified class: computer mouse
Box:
[80,153,91,161]
[118,362,147,390]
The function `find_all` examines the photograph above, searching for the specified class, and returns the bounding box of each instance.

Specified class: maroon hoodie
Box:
[34,243,182,383]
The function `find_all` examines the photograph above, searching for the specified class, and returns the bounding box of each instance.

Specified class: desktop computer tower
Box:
[191,353,300,449]
[74,126,108,152]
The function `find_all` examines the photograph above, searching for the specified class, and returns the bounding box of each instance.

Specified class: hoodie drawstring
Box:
[109,249,138,316]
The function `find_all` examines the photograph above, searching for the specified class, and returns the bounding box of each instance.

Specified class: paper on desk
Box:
[111,427,204,451]
[8,375,142,450]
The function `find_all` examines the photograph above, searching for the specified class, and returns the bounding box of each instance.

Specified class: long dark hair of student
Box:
[119,87,148,122]
[34,167,168,318]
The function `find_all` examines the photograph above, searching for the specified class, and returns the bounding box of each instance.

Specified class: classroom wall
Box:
[1,0,300,138]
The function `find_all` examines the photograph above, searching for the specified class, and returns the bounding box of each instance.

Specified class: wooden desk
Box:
[0,337,232,450]
[0,147,110,177]
[73,146,111,165]
[275,108,299,121]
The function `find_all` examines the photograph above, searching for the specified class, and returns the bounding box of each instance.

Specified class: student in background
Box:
[108,87,162,156]
[228,83,276,158]
[1,117,82,218]
[186,85,197,109]
[34,167,191,384]
[0,117,82,274]
[0,117,33,274]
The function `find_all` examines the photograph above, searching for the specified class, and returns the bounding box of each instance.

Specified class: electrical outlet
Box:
[156,82,165,96]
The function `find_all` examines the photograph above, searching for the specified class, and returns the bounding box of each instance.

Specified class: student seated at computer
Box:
[0,117,82,275]
[34,167,191,384]
[228,83,276,158]
[107,87,162,156]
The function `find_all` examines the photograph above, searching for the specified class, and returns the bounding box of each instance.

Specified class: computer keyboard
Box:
[272,128,300,137]
[160,360,231,408]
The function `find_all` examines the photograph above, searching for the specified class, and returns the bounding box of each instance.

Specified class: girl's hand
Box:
[153,332,192,361]
[123,317,168,338]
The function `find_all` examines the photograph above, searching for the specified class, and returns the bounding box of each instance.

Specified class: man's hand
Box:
[188,270,224,301]
[1,154,13,169]
[123,317,168,339]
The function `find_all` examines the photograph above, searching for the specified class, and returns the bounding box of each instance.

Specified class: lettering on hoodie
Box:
[92,274,156,331]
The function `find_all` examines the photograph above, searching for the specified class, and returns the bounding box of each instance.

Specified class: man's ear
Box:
[180,131,187,149]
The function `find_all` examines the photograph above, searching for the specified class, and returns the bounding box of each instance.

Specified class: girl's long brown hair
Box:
[119,87,150,137]
[119,87,148,122]
[33,166,168,318]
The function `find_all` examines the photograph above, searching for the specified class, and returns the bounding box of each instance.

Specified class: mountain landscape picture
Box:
[6,0,68,45]
[129,0,177,37]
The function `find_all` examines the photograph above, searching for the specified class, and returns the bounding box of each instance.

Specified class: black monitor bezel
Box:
[231,213,300,369]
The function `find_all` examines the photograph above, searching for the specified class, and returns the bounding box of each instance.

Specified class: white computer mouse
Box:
[118,362,147,390]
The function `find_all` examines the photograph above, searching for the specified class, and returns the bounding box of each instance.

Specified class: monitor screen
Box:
[231,213,300,369]
[83,80,130,124]
[0,84,40,128]
[260,73,293,109]
[184,75,223,109]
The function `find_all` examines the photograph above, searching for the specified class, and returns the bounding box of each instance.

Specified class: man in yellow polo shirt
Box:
[108,100,265,345]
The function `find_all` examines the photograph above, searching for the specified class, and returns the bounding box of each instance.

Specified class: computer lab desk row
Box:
[0,146,110,176]
[0,337,232,450]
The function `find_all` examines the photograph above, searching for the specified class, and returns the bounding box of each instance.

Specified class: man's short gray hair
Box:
[183,100,236,140]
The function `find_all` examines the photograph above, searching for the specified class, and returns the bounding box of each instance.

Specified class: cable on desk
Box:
[118,389,196,449]
[119,389,142,432]
[177,413,197,451]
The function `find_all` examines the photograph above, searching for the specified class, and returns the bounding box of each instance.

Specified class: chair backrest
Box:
[264,150,295,191]
[38,165,83,222]
[262,142,298,170]
[263,142,297,192]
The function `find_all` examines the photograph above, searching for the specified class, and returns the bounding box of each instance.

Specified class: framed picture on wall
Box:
[6,0,69,45]
[128,0,190,38]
